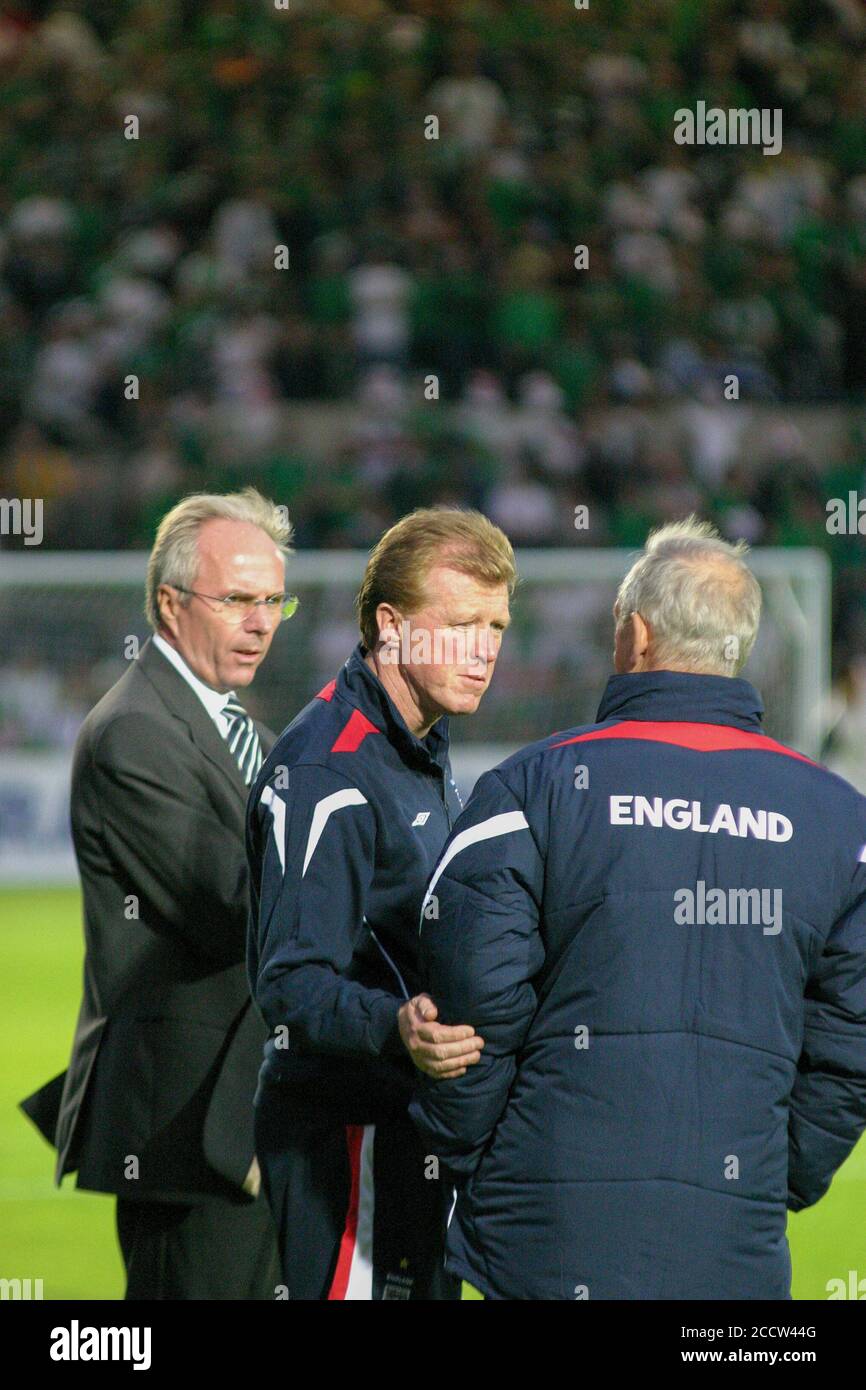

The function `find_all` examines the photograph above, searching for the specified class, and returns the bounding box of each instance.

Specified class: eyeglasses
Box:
[170,586,300,624]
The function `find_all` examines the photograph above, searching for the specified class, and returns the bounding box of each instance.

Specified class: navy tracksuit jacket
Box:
[410,671,866,1300]
[246,643,463,1298]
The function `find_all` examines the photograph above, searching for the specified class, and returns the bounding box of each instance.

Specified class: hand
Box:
[398,993,484,1080]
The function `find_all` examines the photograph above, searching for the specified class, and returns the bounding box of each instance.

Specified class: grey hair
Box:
[615,516,762,677]
[145,487,294,631]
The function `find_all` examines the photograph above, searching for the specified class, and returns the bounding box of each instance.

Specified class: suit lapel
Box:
[137,638,271,803]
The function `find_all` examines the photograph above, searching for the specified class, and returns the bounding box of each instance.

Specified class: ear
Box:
[374,601,402,652]
[614,611,651,674]
[157,584,181,637]
[630,612,652,669]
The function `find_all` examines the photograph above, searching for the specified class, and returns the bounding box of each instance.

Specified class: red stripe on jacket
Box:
[548,720,815,764]
[331,709,380,753]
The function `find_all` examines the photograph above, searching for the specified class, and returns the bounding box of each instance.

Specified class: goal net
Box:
[0,547,830,881]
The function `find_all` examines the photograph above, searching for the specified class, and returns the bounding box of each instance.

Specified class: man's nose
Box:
[244,605,271,634]
[468,632,496,665]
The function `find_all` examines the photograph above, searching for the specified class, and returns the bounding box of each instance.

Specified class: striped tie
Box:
[221,695,262,786]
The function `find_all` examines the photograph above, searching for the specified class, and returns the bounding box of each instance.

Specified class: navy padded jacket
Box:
[410,671,866,1300]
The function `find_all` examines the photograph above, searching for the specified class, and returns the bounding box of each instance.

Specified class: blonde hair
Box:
[616,515,762,676]
[355,507,517,651]
[145,488,293,630]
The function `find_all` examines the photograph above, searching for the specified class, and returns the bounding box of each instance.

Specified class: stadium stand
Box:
[1,0,865,746]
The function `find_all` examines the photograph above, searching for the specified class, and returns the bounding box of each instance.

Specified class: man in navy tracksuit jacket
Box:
[247,649,461,1299]
[246,507,514,1298]
[411,519,866,1300]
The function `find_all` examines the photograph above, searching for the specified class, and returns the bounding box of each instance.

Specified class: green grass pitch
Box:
[1,887,863,1300]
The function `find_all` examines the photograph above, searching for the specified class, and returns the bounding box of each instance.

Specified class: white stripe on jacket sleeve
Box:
[302,787,369,877]
[259,784,286,872]
[420,809,529,928]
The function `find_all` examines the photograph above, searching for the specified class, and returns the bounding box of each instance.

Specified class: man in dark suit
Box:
[21,487,293,1299]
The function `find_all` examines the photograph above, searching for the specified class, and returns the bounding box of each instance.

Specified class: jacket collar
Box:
[336,642,451,770]
[152,632,233,724]
[137,637,269,800]
[596,669,764,731]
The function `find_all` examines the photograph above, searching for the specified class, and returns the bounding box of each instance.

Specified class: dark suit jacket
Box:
[20,637,274,1202]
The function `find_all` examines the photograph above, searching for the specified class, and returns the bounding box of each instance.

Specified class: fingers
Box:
[418,1036,484,1063]
[415,1021,476,1045]
[417,1047,483,1078]
[401,997,485,1078]
[412,993,438,1021]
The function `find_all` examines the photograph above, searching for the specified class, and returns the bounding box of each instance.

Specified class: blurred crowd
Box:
[2,0,866,748]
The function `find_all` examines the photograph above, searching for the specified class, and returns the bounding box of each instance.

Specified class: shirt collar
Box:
[152,633,232,723]
[337,642,451,769]
[595,669,765,731]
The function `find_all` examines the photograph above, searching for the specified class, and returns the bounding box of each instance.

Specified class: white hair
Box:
[615,516,762,677]
[145,488,293,630]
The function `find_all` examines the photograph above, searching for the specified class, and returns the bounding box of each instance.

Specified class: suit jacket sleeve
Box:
[85,710,249,963]
[409,769,546,1179]
[787,882,866,1210]
[249,762,402,1058]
